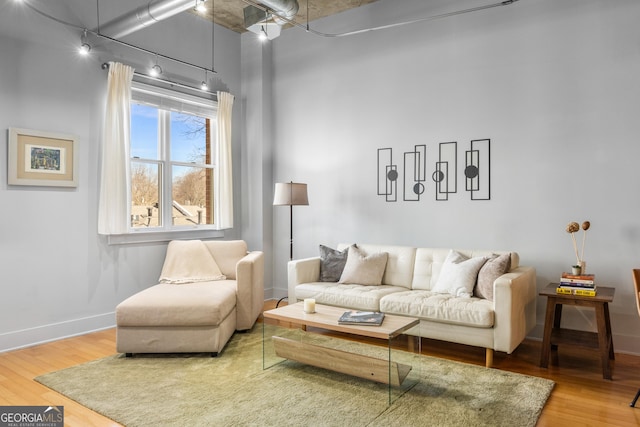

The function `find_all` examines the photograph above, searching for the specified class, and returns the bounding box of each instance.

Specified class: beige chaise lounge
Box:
[116,240,264,356]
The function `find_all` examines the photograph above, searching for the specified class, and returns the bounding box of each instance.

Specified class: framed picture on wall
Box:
[8,127,78,187]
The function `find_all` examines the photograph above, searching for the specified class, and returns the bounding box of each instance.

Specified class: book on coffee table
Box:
[338,310,385,326]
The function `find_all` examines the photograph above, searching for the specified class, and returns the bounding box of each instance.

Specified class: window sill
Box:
[106,229,225,245]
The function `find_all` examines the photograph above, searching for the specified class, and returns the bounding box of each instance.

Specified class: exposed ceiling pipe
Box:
[258,0,299,20]
[96,0,197,39]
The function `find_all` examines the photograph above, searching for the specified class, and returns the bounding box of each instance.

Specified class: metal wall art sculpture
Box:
[434,142,457,201]
[377,148,397,202]
[403,144,426,201]
[377,138,491,202]
[465,139,491,200]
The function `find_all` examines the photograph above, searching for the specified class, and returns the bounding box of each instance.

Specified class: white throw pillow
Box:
[432,250,488,297]
[338,246,388,286]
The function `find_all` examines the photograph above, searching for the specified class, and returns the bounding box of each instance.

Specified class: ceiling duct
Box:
[97,0,197,39]
[244,0,299,40]
[259,0,299,22]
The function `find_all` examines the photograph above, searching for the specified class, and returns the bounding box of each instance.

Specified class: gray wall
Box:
[3,0,640,356]
[265,0,640,353]
[0,4,242,351]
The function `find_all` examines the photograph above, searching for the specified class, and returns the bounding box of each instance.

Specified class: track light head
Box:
[150,64,162,77]
[79,42,91,55]
[201,69,209,91]
[79,29,91,55]
[195,0,206,13]
[258,26,269,42]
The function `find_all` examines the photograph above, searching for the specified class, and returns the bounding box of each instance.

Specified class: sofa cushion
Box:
[116,280,236,327]
[474,253,512,301]
[380,290,494,328]
[338,243,415,289]
[294,282,407,312]
[431,250,488,297]
[338,246,388,286]
[319,244,352,282]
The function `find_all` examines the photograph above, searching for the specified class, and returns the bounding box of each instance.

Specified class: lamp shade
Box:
[273,182,309,206]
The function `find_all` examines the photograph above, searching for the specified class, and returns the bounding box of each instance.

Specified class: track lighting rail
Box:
[19,0,216,82]
[94,31,216,76]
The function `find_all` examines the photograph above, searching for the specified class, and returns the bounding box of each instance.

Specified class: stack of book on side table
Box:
[557,273,597,296]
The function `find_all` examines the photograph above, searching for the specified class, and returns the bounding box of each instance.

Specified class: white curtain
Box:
[98,62,134,235]
[214,91,234,229]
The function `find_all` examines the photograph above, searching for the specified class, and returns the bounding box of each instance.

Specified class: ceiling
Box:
[192,0,379,33]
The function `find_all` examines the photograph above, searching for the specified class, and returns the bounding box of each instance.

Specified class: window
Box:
[129,82,218,232]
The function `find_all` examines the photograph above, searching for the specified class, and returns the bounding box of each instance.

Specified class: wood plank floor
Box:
[1,300,640,426]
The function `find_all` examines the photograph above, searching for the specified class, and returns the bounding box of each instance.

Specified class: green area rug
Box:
[36,327,554,426]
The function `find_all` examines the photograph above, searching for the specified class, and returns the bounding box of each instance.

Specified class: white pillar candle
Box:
[304,298,316,313]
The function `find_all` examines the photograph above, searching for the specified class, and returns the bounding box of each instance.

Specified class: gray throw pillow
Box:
[319,244,353,282]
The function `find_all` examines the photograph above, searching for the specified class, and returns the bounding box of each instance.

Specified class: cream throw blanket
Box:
[159,240,226,284]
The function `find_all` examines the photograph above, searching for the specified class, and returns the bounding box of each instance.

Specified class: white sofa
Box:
[288,243,536,367]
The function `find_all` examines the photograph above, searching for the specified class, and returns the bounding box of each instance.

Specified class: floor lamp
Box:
[273,182,309,260]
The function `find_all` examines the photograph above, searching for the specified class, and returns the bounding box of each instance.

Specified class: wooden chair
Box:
[631,269,640,407]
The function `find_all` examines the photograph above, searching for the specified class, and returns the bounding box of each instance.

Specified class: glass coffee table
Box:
[262,302,421,404]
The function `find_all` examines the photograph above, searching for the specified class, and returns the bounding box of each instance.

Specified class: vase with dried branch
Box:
[566,220,590,273]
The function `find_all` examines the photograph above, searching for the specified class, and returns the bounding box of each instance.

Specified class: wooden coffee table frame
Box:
[263,302,420,401]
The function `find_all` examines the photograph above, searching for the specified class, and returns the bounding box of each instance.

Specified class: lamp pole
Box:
[289,203,294,260]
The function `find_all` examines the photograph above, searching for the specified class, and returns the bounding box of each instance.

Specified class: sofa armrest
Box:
[235,251,264,330]
[492,266,537,353]
[287,257,321,303]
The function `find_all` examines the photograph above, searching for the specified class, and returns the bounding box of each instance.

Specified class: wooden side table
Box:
[539,283,615,379]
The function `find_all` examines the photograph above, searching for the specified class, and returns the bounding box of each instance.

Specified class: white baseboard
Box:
[0,312,116,353]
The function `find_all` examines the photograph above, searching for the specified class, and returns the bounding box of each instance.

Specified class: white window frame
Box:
[108,82,223,244]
